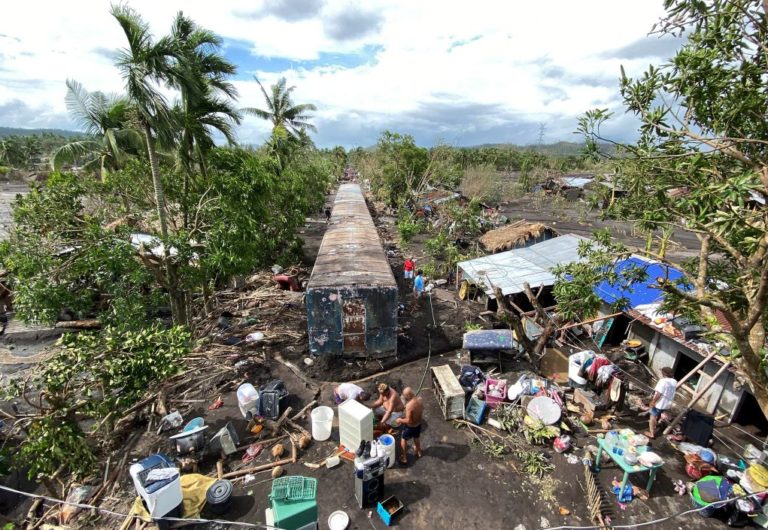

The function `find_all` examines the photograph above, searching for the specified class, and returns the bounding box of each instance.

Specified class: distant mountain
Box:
[0,126,83,138]
[472,140,617,157]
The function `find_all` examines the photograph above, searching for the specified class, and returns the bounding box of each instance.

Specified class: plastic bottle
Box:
[370,441,378,458]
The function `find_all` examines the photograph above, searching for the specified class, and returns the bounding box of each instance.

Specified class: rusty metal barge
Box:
[306,183,398,358]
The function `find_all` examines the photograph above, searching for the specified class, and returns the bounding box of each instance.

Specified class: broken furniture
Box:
[462,329,518,372]
[573,388,599,415]
[209,422,240,456]
[129,454,183,520]
[377,495,404,526]
[431,365,464,420]
[593,438,663,495]
[265,476,318,530]
[339,398,373,452]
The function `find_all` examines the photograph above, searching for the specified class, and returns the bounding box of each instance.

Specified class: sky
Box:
[0,0,685,148]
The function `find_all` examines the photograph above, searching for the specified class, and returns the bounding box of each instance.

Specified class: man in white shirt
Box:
[333,382,370,405]
[646,366,677,439]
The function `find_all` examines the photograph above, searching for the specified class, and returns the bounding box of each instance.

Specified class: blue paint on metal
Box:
[306,286,398,357]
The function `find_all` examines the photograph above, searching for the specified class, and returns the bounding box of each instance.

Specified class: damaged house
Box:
[455,234,589,310]
[592,256,766,427]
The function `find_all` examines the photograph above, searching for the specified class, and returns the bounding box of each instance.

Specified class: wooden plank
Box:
[431,365,463,396]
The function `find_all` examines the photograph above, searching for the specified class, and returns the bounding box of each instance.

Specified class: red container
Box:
[483,378,507,409]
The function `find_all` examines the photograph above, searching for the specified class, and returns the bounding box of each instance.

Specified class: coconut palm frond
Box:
[51,140,101,171]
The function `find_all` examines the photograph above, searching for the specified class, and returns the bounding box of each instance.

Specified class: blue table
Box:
[593,438,663,495]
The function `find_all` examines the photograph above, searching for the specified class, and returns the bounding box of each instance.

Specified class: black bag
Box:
[683,409,714,447]
[459,365,485,392]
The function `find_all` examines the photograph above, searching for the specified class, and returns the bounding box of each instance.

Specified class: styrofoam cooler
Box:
[338,399,373,451]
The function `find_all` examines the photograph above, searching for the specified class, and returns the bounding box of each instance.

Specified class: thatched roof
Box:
[479,220,557,253]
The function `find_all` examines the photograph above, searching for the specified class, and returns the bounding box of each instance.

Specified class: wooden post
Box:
[663,361,731,435]
[675,351,718,389]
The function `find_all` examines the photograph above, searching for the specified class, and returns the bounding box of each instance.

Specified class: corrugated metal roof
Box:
[457,234,591,297]
[307,184,396,289]
[594,256,688,308]
[560,176,593,188]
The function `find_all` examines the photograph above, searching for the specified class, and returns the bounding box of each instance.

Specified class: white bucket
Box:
[378,434,396,468]
[310,406,334,441]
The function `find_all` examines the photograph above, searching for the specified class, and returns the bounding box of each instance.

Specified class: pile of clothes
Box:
[568,350,624,410]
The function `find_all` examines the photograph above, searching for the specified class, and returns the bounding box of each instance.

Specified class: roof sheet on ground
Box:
[457,234,591,297]
[594,256,688,308]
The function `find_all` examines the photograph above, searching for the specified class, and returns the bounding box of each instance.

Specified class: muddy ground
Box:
[0,187,752,529]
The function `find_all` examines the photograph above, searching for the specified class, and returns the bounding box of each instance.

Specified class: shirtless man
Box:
[395,387,423,465]
[371,383,405,429]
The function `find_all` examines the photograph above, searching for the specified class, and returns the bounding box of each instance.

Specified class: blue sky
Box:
[0,0,684,148]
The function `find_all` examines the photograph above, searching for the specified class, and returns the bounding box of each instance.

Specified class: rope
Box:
[0,483,280,529]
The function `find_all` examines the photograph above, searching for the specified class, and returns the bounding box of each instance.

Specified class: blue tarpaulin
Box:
[594,256,687,309]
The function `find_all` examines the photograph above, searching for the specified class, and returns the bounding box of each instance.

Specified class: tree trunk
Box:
[144,124,168,238]
[144,124,188,326]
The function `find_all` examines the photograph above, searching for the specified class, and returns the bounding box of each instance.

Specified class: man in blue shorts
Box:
[646,366,677,438]
[395,387,423,465]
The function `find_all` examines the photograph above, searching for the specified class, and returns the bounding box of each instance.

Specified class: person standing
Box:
[396,387,423,465]
[403,257,415,286]
[413,270,425,298]
[646,366,677,439]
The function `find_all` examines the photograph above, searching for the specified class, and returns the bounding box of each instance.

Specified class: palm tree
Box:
[111,4,177,239]
[111,5,188,324]
[169,13,240,182]
[243,77,316,139]
[51,80,141,178]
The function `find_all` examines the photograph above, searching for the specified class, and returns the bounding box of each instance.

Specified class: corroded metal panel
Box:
[343,298,366,353]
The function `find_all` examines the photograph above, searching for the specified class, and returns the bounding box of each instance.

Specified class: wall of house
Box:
[627,324,741,416]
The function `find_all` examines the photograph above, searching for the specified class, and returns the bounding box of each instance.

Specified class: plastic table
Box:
[593,438,663,495]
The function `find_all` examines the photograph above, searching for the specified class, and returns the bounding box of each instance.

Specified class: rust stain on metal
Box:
[306,184,396,289]
[343,298,366,353]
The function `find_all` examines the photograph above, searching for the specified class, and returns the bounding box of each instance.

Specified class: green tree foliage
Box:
[5,325,190,478]
[370,131,429,206]
[0,173,158,326]
[200,147,332,277]
[243,76,317,140]
[567,0,768,414]
[51,80,142,178]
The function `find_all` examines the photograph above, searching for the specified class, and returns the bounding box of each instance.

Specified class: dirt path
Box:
[0,181,28,240]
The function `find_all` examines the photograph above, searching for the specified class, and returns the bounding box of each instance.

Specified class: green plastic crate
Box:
[270,476,317,502]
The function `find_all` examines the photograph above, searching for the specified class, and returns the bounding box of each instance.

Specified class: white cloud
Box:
[0,0,679,146]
